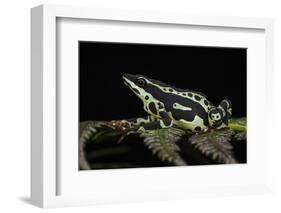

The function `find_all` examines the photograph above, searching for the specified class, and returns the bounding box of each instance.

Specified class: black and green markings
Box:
[123,73,232,133]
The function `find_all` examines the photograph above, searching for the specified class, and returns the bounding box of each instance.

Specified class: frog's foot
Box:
[196,126,232,135]
[116,125,148,143]
[107,120,134,132]
[116,130,136,144]
[195,127,213,135]
[107,120,142,143]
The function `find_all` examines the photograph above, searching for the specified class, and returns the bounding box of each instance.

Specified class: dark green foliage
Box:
[188,129,237,164]
[79,117,246,170]
[140,128,187,166]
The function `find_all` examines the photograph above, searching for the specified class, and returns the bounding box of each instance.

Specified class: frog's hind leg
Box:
[218,99,232,125]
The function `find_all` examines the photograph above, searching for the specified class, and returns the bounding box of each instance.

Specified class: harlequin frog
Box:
[123,73,232,133]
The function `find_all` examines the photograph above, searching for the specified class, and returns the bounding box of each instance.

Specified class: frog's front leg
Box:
[130,111,173,132]
[127,115,157,127]
[113,115,167,143]
[108,115,156,132]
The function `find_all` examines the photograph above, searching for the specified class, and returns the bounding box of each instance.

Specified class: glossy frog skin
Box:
[123,73,232,133]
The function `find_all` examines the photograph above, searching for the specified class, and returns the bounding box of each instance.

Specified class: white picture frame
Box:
[31,4,274,208]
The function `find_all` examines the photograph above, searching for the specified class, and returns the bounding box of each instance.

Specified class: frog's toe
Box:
[196,127,213,135]
[116,130,137,144]
[107,120,133,132]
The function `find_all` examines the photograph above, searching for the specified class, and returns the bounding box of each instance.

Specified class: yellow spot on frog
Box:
[173,103,192,111]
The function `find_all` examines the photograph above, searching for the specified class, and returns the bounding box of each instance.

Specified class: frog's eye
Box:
[136,78,147,87]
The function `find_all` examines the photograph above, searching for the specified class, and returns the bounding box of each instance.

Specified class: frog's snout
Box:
[122,73,128,79]
[122,73,133,88]
[123,73,134,80]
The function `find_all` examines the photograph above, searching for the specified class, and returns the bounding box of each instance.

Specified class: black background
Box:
[79,41,247,121]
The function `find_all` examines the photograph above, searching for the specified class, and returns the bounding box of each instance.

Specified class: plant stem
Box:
[228,123,246,132]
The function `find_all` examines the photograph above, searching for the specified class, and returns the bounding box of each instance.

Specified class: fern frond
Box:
[189,129,238,164]
[79,121,109,170]
[234,131,247,141]
[140,128,187,166]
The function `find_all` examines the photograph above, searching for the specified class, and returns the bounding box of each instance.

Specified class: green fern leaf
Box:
[188,128,238,164]
[79,121,112,169]
[140,128,187,166]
